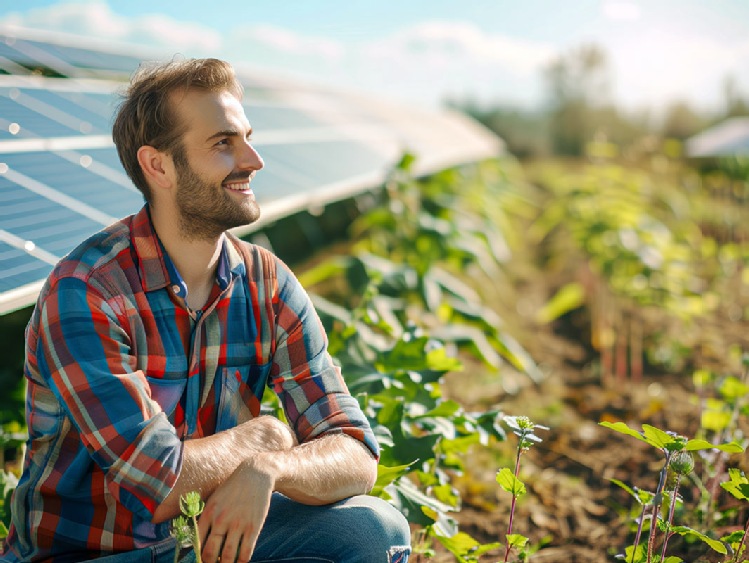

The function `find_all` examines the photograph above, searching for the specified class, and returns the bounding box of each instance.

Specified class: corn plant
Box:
[601,421,744,562]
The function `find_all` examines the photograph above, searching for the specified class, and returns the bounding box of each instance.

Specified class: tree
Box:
[544,44,610,156]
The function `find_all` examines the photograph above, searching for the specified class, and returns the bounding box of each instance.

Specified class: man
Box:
[1,58,411,563]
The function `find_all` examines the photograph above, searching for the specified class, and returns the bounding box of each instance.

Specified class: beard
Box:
[172,149,260,241]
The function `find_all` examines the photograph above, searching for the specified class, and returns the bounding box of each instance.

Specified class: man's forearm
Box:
[152,416,295,523]
[257,433,378,505]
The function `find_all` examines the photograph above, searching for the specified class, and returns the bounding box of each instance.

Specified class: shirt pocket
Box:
[145,376,187,420]
[216,363,270,432]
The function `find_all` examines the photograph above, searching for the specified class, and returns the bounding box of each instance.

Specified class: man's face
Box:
[170,89,264,241]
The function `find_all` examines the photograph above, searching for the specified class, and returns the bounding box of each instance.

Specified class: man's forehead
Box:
[171,89,249,135]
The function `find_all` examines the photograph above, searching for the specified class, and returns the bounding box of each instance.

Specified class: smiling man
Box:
[1,58,411,563]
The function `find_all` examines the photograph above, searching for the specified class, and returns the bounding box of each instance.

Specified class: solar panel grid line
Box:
[0,278,46,311]
[2,166,117,226]
[254,124,395,147]
[11,88,94,134]
[52,149,139,192]
[0,227,60,265]
[0,134,113,154]
[10,37,90,78]
[0,54,29,75]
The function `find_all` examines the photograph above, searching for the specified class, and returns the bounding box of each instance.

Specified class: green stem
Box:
[503,441,524,563]
[191,514,202,563]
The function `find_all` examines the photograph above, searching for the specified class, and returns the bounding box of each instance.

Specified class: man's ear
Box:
[137,145,173,190]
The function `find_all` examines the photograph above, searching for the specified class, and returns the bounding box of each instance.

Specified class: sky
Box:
[1,0,748,115]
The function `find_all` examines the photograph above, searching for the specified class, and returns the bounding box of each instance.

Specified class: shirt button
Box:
[172,285,181,294]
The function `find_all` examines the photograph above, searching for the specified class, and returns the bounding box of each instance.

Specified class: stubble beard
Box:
[173,151,260,242]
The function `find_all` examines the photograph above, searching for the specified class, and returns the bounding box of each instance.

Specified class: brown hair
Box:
[112,57,243,201]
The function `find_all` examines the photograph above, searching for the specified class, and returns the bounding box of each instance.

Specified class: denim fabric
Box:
[83,494,410,563]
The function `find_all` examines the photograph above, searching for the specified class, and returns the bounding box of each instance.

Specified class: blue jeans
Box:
[86,494,411,562]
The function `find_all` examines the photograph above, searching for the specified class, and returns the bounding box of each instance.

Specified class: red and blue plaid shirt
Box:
[2,205,377,563]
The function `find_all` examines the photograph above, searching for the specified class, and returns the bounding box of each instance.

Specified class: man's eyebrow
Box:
[205,128,253,143]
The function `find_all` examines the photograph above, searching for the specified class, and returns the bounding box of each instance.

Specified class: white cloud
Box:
[364,21,555,75]
[246,24,344,62]
[610,29,749,108]
[1,0,220,54]
[602,1,642,22]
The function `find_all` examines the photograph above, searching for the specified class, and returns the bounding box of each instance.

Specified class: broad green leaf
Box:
[720,530,745,544]
[685,438,744,453]
[435,531,501,563]
[599,421,649,444]
[642,424,678,449]
[297,257,351,287]
[386,477,454,527]
[535,282,585,323]
[370,462,414,497]
[720,468,749,501]
[608,478,654,505]
[506,533,528,548]
[669,525,727,554]
[496,468,526,497]
[413,399,461,419]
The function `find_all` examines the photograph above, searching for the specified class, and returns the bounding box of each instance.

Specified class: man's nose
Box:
[238,141,264,171]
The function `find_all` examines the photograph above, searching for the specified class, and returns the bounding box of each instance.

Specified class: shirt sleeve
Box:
[268,259,379,459]
[32,275,183,520]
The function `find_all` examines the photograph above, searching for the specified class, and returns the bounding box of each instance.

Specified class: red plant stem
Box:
[733,515,749,563]
[630,503,648,563]
[646,452,671,563]
[503,447,524,563]
[659,477,681,561]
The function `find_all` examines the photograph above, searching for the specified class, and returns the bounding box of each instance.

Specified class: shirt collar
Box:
[130,205,238,295]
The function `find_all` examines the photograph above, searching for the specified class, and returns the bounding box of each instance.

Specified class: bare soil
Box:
[424,248,749,562]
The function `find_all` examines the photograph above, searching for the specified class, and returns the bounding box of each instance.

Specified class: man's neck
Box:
[151,207,224,310]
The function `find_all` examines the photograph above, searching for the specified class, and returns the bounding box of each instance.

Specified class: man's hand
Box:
[198,458,275,563]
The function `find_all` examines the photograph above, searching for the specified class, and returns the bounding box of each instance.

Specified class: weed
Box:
[496,415,548,562]
[601,421,744,562]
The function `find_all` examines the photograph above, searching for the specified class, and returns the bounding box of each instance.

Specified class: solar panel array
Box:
[0,27,502,314]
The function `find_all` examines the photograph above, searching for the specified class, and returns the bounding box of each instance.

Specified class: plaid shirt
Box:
[2,206,377,563]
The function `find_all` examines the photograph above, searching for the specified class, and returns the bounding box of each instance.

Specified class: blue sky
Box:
[2,0,748,114]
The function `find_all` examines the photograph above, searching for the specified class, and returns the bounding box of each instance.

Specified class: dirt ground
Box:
[423,250,749,562]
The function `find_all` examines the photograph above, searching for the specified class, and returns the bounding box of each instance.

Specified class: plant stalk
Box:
[629,503,648,563]
[191,514,202,563]
[732,514,749,563]
[659,476,681,561]
[646,451,671,563]
[503,444,524,563]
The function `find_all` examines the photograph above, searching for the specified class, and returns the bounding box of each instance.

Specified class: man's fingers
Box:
[201,532,226,563]
[237,525,261,563]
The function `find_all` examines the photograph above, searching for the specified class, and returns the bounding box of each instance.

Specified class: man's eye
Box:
[216,139,229,146]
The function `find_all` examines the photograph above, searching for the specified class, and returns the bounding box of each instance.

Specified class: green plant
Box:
[601,421,744,562]
[720,468,749,562]
[496,415,548,562]
[171,491,205,563]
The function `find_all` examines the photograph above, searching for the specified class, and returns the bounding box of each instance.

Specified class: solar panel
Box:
[0,29,501,314]
[24,89,113,133]
[0,87,86,137]
[0,241,53,292]
[245,104,327,131]
[3,150,141,217]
